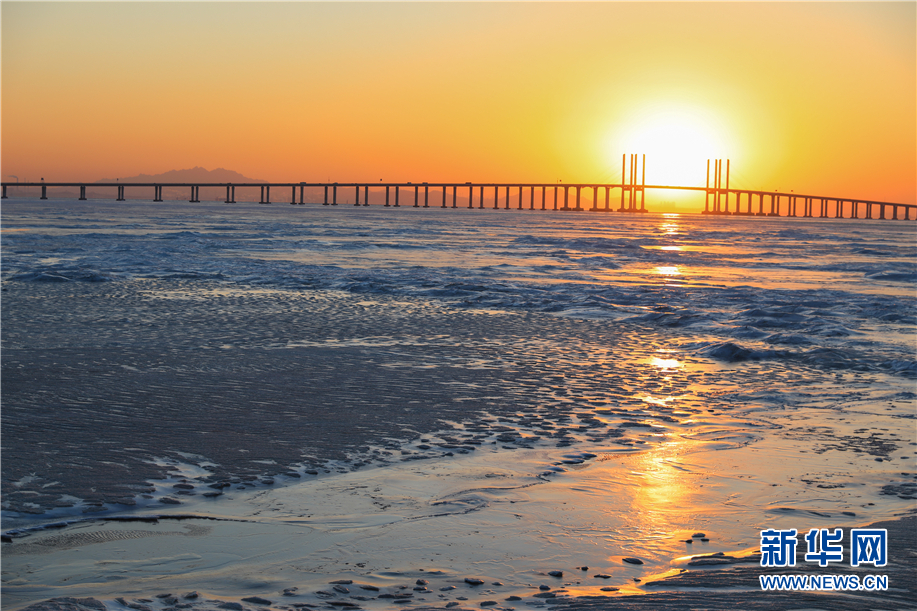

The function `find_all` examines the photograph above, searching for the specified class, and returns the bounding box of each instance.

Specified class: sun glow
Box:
[609,105,734,188]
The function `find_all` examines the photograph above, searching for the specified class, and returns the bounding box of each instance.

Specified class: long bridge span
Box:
[3,157,913,221]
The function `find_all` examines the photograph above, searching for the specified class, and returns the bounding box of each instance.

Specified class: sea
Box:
[1,197,915,610]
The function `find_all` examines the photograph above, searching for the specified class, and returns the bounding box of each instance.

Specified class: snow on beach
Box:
[1,199,915,610]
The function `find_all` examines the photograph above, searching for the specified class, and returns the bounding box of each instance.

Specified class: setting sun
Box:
[609,105,735,187]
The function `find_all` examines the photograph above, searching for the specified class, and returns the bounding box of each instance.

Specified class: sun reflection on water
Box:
[649,357,681,370]
[654,266,680,276]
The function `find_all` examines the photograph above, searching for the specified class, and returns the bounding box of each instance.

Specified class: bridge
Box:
[3,156,913,220]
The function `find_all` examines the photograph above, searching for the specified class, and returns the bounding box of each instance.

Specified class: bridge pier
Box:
[530,186,535,210]
[452,186,457,208]
[299,185,305,205]
[441,186,447,208]
[542,186,546,210]
[80,186,88,201]
[226,185,232,203]
[1,185,6,199]
[563,185,569,210]
[575,185,582,211]
[355,185,361,207]
[41,185,48,200]
[332,184,337,205]
[259,185,270,204]
[364,185,369,206]
[518,186,523,210]
[492,186,498,210]
[414,185,419,208]
[478,185,484,209]
[292,185,298,205]
[395,185,400,207]
[423,184,428,208]
[385,186,390,207]
[504,186,510,210]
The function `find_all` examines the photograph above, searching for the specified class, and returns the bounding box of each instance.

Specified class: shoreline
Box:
[8,514,914,611]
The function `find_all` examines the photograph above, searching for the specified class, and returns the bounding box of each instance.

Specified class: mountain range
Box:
[96,167,266,184]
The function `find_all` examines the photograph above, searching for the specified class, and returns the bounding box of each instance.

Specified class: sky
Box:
[2,2,915,207]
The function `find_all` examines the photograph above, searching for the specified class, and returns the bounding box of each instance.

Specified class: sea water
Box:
[1,198,914,609]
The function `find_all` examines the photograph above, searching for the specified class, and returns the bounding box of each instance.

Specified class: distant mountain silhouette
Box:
[97,167,266,183]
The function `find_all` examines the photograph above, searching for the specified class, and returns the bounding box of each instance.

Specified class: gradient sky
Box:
[2,2,915,205]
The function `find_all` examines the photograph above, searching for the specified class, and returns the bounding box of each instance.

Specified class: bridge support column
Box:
[530,186,535,210]
[364,185,369,206]
[324,185,329,205]
[80,186,87,201]
[292,186,298,205]
[478,186,484,209]
[575,186,581,210]
[385,186,390,207]
[355,185,361,207]
[332,184,337,205]
[1,185,6,199]
[518,186,523,210]
[414,185,419,207]
[300,185,305,204]
[493,186,498,210]
[395,185,400,207]
[891,205,899,220]
[504,186,510,210]
[41,185,48,200]
[226,185,232,203]
[423,184,428,208]
[554,186,558,210]
[542,186,546,210]
[879,204,886,220]
[604,186,609,211]
[452,186,457,208]
[441,186,446,208]
[704,159,710,213]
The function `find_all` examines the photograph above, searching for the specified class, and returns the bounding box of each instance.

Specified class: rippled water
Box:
[1,199,915,610]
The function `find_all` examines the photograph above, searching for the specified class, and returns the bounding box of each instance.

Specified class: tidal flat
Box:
[2,200,915,610]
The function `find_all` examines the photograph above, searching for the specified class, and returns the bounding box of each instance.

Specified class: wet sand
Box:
[3,281,915,610]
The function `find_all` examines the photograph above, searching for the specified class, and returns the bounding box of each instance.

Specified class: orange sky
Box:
[2,2,915,206]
